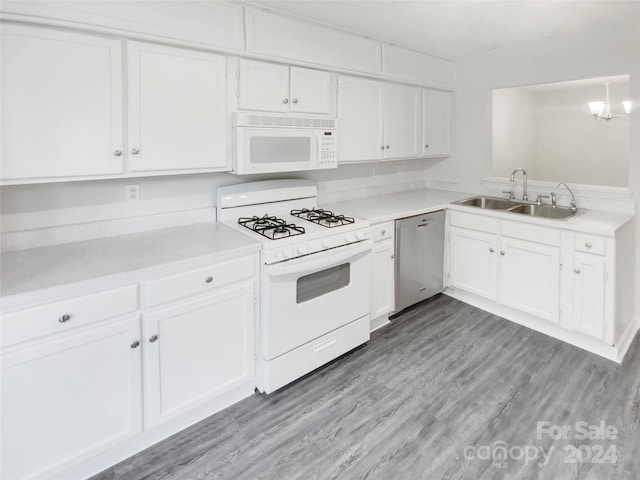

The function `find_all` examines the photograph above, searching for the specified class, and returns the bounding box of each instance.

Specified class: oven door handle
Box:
[268,240,373,277]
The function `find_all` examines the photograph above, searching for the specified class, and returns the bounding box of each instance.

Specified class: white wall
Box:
[0,159,433,232]
[491,88,536,177]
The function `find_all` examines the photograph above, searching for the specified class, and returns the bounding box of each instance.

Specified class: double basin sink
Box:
[454,196,577,220]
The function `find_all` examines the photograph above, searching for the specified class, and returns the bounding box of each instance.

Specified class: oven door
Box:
[262,240,372,360]
[235,127,318,174]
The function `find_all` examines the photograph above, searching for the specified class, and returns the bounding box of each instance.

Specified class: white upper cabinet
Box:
[1,24,124,181]
[423,89,451,156]
[382,44,456,90]
[382,83,422,159]
[245,7,382,75]
[237,59,335,115]
[337,76,384,162]
[127,42,227,172]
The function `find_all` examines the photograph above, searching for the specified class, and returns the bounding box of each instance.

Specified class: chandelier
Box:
[587,81,631,122]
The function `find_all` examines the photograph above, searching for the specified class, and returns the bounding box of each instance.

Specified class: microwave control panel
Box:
[318,131,338,168]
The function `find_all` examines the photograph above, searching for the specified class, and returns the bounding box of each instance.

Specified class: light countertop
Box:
[1,222,260,312]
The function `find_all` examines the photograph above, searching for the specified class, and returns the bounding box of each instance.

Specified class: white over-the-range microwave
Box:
[232,113,338,174]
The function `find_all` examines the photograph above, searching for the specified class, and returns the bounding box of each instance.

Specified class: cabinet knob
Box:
[489,248,495,253]
[380,146,385,150]
[58,314,72,323]
[292,98,298,104]
[131,148,140,155]
[381,229,386,235]
[425,144,429,148]
[585,242,592,248]
[130,340,140,349]
[500,251,505,256]
[205,276,214,283]
[574,268,581,274]
[283,98,289,104]
[113,150,123,157]
[149,334,158,343]
[385,145,390,149]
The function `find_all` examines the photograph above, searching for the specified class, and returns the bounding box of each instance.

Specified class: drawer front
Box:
[144,256,255,307]
[448,210,498,234]
[371,221,394,242]
[1,285,139,348]
[500,220,560,247]
[574,233,606,255]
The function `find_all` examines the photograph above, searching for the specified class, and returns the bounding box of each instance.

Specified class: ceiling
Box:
[244,0,640,61]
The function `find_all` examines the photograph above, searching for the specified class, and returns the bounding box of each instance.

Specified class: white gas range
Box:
[217,180,372,393]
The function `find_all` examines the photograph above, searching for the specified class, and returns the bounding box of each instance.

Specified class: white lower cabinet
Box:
[143,281,255,427]
[1,316,143,480]
[370,222,395,328]
[446,209,635,362]
[499,237,560,323]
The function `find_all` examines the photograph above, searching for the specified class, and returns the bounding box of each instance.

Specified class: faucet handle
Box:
[502,190,515,200]
[535,194,550,206]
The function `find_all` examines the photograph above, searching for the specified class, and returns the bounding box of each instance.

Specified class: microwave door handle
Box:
[268,241,372,278]
[315,131,321,166]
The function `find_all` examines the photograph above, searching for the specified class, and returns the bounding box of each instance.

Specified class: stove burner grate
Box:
[238,214,305,240]
[290,208,355,228]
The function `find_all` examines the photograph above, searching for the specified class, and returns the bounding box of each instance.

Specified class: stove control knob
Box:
[346,233,356,243]
[297,245,307,255]
[283,248,293,259]
[356,231,367,240]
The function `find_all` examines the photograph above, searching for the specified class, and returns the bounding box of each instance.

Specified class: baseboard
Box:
[616,318,640,363]
[444,288,621,363]
[370,314,391,332]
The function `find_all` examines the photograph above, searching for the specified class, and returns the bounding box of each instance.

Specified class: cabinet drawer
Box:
[574,233,606,255]
[448,210,498,234]
[144,256,254,307]
[371,221,394,242]
[1,285,139,348]
[500,220,560,247]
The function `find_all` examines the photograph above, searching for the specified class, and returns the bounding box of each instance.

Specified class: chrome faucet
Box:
[510,168,528,201]
[556,182,577,212]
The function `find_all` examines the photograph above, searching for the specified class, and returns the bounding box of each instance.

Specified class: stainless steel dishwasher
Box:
[395,210,445,311]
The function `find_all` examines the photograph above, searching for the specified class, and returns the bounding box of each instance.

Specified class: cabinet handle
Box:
[58,314,72,323]
[205,276,214,283]
[500,251,505,256]
[585,242,592,248]
[381,229,386,235]
[283,98,289,104]
[385,145,390,149]
[149,335,158,343]
[292,98,299,104]
[380,145,385,150]
[130,340,140,349]
[574,268,581,274]
[113,150,123,157]
[131,148,140,155]
[390,255,395,259]
[489,248,495,253]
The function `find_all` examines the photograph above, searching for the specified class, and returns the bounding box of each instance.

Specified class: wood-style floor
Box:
[92,294,640,480]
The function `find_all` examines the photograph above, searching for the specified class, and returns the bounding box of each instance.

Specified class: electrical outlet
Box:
[126,184,140,201]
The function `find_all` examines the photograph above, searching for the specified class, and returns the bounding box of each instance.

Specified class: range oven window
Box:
[250,137,311,164]
[296,263,350,304]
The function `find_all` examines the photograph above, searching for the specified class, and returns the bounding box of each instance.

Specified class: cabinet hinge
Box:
[604,271,609,282]
[235,88,240,98]
[559,262,563,270]
[559,308,563,317]
[235,69,240,80]
[253,293,257,305]
[335,82,339,92]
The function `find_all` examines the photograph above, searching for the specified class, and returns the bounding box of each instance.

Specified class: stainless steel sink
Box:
[455,196,518,210]
[455,195,578,220]
[507,204,577,219]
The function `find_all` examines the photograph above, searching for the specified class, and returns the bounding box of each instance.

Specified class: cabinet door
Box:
[448,227,498,301]
[289,66,334,114]
[423,89,451,156]
[499,238,560,323]
[1,317,142,480]
[1,24,124,181]
[127,42,227,172]
[238,59,289,113]
[572,253,607,341]
[337,75,384,162]
[371,239,395,319]
[143,282,255,427]
[382,84,421,159]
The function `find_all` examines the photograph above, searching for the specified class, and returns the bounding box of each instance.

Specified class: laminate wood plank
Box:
[91,294,640,480]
